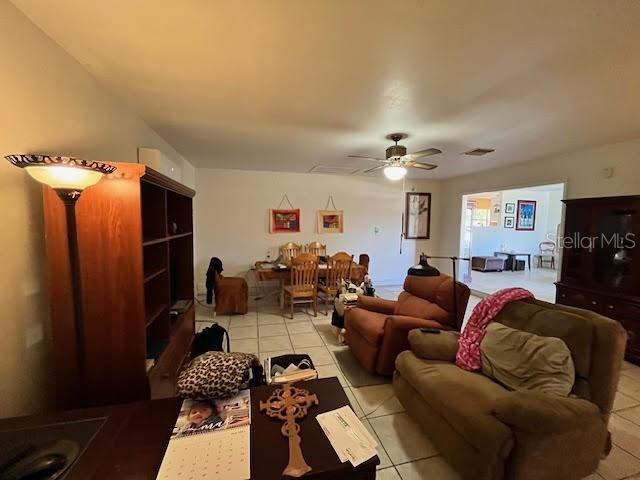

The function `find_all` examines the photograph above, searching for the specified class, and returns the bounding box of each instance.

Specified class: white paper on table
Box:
[316,406,377,467]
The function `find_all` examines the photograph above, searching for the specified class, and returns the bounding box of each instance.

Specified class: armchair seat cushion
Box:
[346,307,387,347]
[396,350,513,456]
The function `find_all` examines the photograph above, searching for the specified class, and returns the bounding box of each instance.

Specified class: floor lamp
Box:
[5,154,116,404]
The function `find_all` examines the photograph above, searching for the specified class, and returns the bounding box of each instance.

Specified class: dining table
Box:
[253,260,367,306]
[254,261,366,282]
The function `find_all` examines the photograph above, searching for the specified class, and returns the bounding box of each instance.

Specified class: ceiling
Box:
[12,0,640,178]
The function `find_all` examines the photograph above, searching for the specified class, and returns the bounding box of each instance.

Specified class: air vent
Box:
[309,165,360,175]
[464,148,495,156]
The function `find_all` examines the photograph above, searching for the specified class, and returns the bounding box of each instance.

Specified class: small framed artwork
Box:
[270,209,300,233]
[504,216,515,228]
[516,200,537,231]
[405,192,432,239]
[318,210,344,234]
[505,203,516,214]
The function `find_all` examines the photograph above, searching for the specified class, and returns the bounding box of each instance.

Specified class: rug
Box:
[333,348,390,388]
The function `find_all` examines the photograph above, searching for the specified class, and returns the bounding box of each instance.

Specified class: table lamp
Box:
[5,154,116,404]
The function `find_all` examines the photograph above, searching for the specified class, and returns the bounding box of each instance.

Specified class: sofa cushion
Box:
[345,307,387,347]
[481,323,575,396]
[394,292,451,324]
[395,351,512,455]
[495,301,593,380]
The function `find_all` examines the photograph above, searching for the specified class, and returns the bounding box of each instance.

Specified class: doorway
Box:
[459,183,566,302]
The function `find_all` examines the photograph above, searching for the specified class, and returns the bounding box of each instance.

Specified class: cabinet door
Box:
[561,204,592,285]
[590,200,640,295]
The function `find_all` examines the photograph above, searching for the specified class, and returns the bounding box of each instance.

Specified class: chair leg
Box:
[290,296,294,319]
[312,294,317,317]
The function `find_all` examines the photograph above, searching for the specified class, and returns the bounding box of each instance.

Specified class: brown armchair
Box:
[345,274,470,375]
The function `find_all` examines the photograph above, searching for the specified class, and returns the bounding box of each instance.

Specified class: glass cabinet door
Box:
[591,202,639,294]
[561,204,591,285]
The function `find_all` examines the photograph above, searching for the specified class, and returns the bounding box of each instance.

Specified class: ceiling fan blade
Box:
[403,148,442,161]
[362,164,385,174]
[407,161,438,170]
[348,154,387,162]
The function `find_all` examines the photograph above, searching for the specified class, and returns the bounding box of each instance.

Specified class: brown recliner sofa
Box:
[394,298,628,480]
[345,274,470,375]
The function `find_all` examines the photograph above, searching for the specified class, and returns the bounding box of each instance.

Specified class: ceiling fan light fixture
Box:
[383,165,407,181]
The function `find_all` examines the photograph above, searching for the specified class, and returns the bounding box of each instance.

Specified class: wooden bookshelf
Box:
[42,162,195,409]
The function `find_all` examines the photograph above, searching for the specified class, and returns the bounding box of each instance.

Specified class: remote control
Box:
[420,328,441,334]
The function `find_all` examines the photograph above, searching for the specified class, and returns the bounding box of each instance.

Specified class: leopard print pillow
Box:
[177,351,258,399]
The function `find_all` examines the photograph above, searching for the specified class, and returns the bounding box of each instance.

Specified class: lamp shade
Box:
[383,165,407,181]
[5,155,116,191]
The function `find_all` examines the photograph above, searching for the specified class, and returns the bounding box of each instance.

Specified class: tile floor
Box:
[196,288,640,480]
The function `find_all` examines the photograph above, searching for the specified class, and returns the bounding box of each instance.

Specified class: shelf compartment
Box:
[143,232,193,247]
[144,267,167,283]
[167,190,194,235]
[141,180,167,242]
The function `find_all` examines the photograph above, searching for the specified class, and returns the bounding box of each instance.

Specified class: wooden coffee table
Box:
[0,378,377,479]
[251,377,378,479]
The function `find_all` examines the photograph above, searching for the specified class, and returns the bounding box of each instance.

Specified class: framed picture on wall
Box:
[405,192,432,239]
[270,209,300,233]
[317,210,344,234]
[505,203,516,214]
[504,216,515,228]
[516,200,537,231]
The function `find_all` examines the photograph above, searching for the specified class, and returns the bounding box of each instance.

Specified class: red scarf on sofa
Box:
[455,287,534,371]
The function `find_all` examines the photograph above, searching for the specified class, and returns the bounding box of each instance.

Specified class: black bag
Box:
[192,323,230,357]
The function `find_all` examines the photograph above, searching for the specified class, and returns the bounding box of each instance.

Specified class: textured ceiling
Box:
[12,0,640,178]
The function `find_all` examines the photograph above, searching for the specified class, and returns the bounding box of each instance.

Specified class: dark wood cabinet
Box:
[556,195,640,364]
[43,163,195,409]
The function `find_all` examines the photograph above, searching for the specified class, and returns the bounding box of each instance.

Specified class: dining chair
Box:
[351,253,370,283]
[282,252,319,318]
[306,241,327,257]
[538,241,556,269]
[318,251,353,315]
[280,242,302,262]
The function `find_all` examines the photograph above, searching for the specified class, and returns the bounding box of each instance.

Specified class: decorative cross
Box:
[259,383,319,477]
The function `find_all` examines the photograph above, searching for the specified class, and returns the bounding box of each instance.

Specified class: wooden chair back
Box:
[280,242,302,262]
[539,241,556,255]
[306,242,327,257]
[325,252,353,291]
[290,253,319,293]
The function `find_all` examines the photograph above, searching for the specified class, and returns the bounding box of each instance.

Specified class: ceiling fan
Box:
[348,133,442,180]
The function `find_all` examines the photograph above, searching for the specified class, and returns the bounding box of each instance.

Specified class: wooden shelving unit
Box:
[43,162,195,408]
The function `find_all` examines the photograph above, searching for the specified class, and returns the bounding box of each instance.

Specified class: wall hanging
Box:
[516,200,537,231]
[317,195,343,234]
[271,194,300,233]
[504,216,515,228]
[405,192,432,239]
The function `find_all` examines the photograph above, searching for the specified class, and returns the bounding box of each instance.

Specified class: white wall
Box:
[194,168,440,289]
[469,186,564,258]
[0,2,193,418]
[434,137,640,271]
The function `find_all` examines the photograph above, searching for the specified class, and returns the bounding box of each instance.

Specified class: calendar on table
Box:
[156,391,251,480]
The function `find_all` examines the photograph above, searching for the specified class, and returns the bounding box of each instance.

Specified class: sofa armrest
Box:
[373,315,448,375]
[356,295,397,315]
[407,329,460,362]
[493,391,604,434]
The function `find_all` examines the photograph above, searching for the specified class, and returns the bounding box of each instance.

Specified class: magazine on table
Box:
[171,390,251,439]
